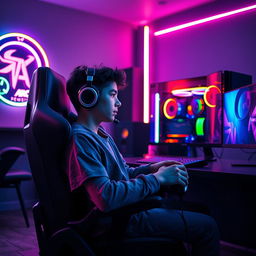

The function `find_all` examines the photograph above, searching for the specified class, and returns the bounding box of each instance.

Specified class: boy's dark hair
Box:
[66,65,126,112]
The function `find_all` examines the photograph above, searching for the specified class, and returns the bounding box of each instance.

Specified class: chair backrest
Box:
[24,67,75,235]
[0,147,25,183]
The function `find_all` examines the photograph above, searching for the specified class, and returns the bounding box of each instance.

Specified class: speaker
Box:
[223,70,252,92]
[78,68,99,109]
[207,70,252,92]
[117,67,143,122]
[113,121,149,157]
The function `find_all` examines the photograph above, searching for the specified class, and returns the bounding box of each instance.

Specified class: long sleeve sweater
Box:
[67,123,160,213]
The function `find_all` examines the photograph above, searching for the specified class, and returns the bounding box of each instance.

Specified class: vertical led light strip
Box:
[143,25,150,123]
[154,93,160,143]
[154,4,256,36]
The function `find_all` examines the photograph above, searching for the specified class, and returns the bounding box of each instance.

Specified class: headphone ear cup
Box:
[78,86,99,108]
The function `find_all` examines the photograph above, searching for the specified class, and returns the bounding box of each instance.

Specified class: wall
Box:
[148,0,256,161]
[1,0,135,129]
[0,0,135,210]
[150,0,256,83]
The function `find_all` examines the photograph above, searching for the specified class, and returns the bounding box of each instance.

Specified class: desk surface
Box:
[126,156,256,249]
[125,157,256,176]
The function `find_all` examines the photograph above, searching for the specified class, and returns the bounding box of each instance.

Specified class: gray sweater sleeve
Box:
[123,161,153,178]
[72,133,160,212]
[84,174,160,212]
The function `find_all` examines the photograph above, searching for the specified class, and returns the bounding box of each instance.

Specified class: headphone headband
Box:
[86,68,95,86]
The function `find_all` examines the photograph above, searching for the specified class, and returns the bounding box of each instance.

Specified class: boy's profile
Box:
[66,65,220,256]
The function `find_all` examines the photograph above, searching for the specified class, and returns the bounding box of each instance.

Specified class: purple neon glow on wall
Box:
[154,93,160,143]
[154,4,256,36]
[143,25,150,123]
[143,4,256,126]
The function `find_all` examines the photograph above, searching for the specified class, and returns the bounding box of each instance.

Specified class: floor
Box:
[0,209,255,256]
[0,209,38,256]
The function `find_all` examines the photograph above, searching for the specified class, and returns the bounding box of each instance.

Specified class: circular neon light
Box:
[203,85,221,108]
[191,98,205,115]
[163,98,178,119]
[172,91,192,97]
[0,32,49,107]
[172,86,207,97]
[192,88,206,95]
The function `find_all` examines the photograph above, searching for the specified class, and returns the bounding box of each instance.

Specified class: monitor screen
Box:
[223,84,256,148]
[150,72,223,146]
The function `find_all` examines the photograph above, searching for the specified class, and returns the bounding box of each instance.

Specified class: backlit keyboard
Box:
[136,156,208,168]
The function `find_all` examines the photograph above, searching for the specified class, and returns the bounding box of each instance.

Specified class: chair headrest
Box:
[24,67,74,128]
[40,67,70,117]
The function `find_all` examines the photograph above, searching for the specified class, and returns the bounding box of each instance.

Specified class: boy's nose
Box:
[116,98,121,108]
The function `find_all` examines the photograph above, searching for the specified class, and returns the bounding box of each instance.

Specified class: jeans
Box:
[126,208,220,256]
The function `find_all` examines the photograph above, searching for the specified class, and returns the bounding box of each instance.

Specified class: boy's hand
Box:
[149,160,183,173]
[153,164,189,187]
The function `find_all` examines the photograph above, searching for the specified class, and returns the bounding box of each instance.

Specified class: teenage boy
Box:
[66,65,219,256]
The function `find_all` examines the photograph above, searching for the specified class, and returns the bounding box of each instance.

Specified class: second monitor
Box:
[223,83,256,148]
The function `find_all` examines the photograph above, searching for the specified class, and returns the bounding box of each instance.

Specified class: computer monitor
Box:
[223,83,256,148]
[150,72,223,147]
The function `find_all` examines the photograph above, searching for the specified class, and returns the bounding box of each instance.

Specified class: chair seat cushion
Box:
[4,170,32,182]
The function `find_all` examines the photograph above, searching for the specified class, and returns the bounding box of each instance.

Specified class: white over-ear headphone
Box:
[78,68,99,109]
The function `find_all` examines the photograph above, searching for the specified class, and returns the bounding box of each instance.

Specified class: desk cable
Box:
[178,194,191,256]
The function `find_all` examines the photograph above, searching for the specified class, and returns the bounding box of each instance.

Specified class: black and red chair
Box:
[23,67,186,255]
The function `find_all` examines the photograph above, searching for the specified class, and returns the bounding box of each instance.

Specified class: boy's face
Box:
[94,81,121,123]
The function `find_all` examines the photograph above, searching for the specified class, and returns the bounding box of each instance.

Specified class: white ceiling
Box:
[39,0,214,25]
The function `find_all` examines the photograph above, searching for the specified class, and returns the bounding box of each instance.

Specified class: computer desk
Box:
[125,157,256,250]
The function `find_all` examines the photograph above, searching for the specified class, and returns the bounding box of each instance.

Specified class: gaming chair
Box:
[23,67,186,256]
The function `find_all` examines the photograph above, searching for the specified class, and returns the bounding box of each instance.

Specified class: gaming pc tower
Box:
[149,70,252,156]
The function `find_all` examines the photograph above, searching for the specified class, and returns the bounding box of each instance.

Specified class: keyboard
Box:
[136,156,208,168]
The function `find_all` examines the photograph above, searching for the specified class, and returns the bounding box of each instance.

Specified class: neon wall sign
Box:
[0,33,49,107]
